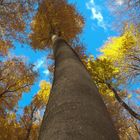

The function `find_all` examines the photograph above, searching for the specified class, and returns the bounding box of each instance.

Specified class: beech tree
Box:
[0,80,51,140]
[0,41,37,139]
[30,0,119,139]
[0,57,37,115]
[0,35,37,115]
[20,80,51,140]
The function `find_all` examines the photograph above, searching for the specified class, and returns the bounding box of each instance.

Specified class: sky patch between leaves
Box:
[86,0,106,30]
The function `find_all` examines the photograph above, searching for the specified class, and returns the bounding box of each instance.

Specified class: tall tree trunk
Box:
[39,37,119,140]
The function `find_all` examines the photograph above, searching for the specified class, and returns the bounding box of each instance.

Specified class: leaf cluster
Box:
[30,0,84,49]
[0,58,37,115]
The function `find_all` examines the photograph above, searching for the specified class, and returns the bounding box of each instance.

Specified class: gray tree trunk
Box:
[39,38,119,140]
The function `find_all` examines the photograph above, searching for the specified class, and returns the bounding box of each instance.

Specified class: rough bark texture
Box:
[39,38,119,140]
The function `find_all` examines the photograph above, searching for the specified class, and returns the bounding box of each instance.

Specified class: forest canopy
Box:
[0,0,140,139]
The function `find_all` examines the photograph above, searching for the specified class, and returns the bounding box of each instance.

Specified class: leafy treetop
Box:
[30,0,84,49]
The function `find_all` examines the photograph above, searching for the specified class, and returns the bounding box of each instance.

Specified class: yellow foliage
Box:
[84,55,139,139]
[0,113,25,140]
[85,56,119,98]
[127,94,132,99]
[100,28,136,62]
[33,80,51,109]
[100,25,140,81]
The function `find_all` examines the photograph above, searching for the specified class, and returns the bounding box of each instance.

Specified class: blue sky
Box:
[11,0,125,111]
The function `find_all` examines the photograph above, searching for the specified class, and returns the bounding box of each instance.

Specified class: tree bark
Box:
[39,38,119,140]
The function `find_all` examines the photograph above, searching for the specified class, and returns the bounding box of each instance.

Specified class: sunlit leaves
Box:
[100,25,140,81]
[84,55,139,139]
[83,23,140,139]
[85,56,119,97]
[33,80,51,109]
[30,0,84,49]
[100,27,136,62]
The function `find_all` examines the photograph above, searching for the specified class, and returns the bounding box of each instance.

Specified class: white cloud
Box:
[86,0,106,30]
[115,0,124,5]
[43,69,50,76]
[33,57,45,71]
[33,57,50,76]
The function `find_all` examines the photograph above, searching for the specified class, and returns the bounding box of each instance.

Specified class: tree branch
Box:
[107,83,140,121]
